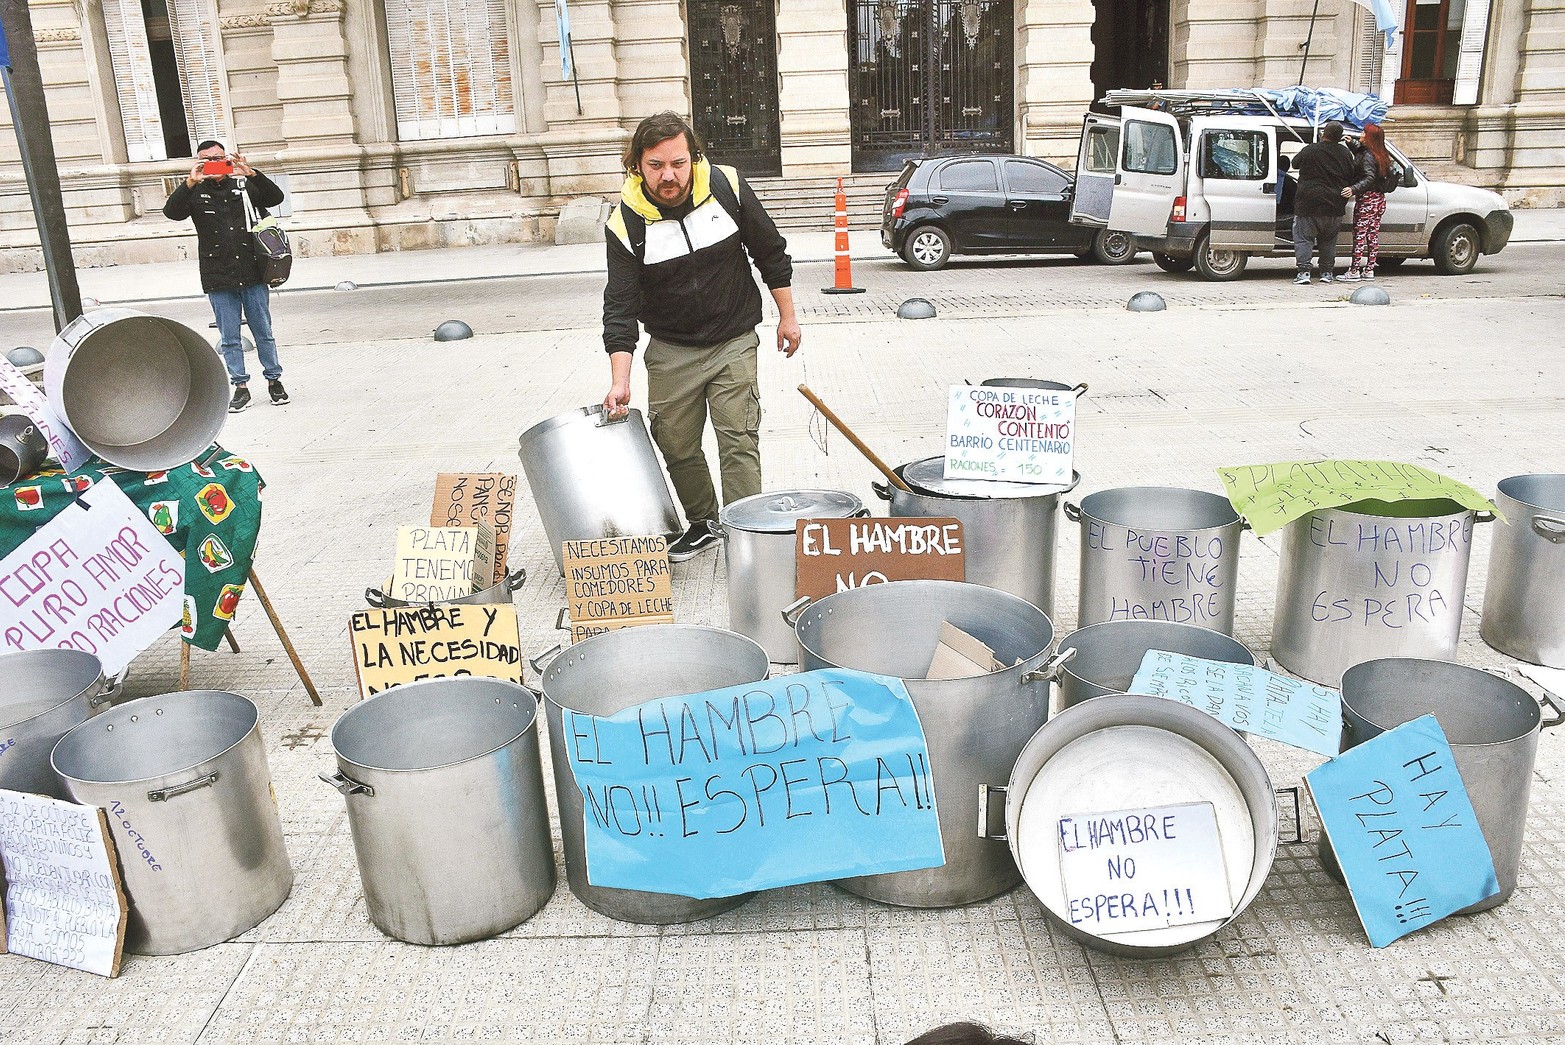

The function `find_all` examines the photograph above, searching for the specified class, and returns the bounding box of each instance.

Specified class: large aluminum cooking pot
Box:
[534,624,770,923]
[1065,487,1244,635]
[46,307,229,471]
[51,690,292,954]
[0,412,49,485]
[1324,659,1564,912]
[987,693,1278,957]
[980,378,1089,395]
[1046,620,1256,710]
[1272,498,1489,686]
[873,457,1079,619]
[0,649,117,798]
[717,489,866,664]
[1482,474,1565,666]
[322,677,555,945]
[790,579,1055,907]
[518,406,680,574]
[364,568,527,609]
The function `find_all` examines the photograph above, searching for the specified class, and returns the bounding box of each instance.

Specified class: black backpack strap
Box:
[708,163,742,224]
[618,201,648,260]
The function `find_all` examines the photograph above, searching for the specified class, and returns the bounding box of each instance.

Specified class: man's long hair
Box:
[1362,122,1393,180]
[622,112,706,173]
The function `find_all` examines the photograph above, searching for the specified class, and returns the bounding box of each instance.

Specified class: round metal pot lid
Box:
[720,489,864,532]
[900,456,1079,500]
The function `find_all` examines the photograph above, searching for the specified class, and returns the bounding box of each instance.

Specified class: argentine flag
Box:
[1348,0,1401,43]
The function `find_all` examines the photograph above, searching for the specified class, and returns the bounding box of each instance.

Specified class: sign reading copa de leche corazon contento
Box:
[1058,801,1234,935]
[0,481,183,676]
[944,384,1075,485]
[1306,714,1497,948]
[564,668,945,898]
[794,517,965,599]
[562,535,674,643]
[349,603,523,698]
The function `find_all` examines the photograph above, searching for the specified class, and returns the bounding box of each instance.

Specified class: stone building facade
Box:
[1,0,1561,270]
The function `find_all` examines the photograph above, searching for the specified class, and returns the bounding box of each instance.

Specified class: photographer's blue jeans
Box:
[208,283,282,385]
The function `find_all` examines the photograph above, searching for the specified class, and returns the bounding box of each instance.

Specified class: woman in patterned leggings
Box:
[1342,123,1394,282]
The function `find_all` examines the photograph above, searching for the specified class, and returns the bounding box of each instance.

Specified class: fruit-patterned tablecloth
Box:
[0,447,263,651]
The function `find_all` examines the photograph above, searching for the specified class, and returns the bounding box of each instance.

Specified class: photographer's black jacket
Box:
[163,172,284,294]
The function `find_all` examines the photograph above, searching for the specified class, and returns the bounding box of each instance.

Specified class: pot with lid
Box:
[717,489,867,663]
[873,456,1078,619]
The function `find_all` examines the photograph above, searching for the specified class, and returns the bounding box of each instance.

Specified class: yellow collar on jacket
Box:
[618,157,715,222]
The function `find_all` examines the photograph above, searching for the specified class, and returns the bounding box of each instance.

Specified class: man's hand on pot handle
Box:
[603,351,633,417]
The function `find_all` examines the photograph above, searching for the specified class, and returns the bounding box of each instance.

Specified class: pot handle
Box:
[1540,689,1565,730]
[1474,510,1497,525]
[1275,785,1305,845]
[503,568,528,593]
[364,586,391,608]
[709,520,727,540]
[871,481,893,502]
[147,772,219,803]
[1020,646,1076,685]
[977,783,1007,841]
[1531,514,1565,544]
[1062,502,1081,523]
[1071,382,1090,398]
[554,607,571,632]
[1486,666,1565,729]
[781,595,812,627]
[852,507,872,518]
[90,670,127,708]
[319,770,375,797]
[529,642,565,675]
[595,410,632,428]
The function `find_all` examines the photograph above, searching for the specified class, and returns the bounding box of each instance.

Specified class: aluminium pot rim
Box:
[1495,473,1565,513]
[1298,498,1476,522]
[539,623,771,716]
[331,676,541,777]
[718,489,866,534]
[51,689,258,787]
[1339,657,1541,748]
[1054,620,1257,687]
[897,457,1082,501]
[1075,486,1242,533]
[0,648,105,725]
[519,403,641,444]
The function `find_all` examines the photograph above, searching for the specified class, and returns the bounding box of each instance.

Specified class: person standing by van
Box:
[1290,121,1356,285]
[1342,123,1396,282]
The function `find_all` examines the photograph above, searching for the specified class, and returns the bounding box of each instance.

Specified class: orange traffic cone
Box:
[822,177,866,295]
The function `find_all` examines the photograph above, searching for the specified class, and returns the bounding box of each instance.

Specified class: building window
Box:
[102,0,227,161]
[384,0,517,141]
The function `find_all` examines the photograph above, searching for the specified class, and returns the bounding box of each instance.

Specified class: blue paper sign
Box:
[564,668,945,899]
[0,19,10,69]
[1305,715,1498,947]
[1130,650,1342,757]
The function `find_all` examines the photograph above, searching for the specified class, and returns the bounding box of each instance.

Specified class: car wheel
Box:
[1376,257,1406,270]
[1193,234,1248,281]
[1153,252,1194,273]
[1431,221,1481,275]
[902,226,952,271]
[1090,228,1137,265]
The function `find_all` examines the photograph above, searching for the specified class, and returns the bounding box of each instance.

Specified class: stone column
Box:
[533,0,633,196]
[1017,0,1095,165]
[268,0,357,148]
[778,0,852,174]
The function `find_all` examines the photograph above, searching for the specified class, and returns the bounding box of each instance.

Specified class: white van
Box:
[1068,91,1514,280]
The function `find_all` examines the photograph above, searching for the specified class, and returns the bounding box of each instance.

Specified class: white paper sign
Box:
[0,481,183,675]
[0,789,128,977]
[1058,801,1234,934]
[0,357,89,472]
[944,383,1075,485]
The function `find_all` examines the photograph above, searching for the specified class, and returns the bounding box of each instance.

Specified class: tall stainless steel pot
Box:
[872,457,1078,619]
[1482,474,1565,666]
[717,489,866,663]
[534,624,770,923]
[1046,619,1256,710]
[519,406,680,574]
[790,579,1055,907]
[0,649,116,798]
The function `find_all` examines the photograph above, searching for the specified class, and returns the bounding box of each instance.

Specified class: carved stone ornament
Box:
[264,0,346,19]
[220,14,273,29]
[876,0,900,41]
[35,27,84,42]
[960,0,981,44]
[718,4,744,58]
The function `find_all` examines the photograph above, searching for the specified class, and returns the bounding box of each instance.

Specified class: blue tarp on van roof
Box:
[1254,87,1390,130]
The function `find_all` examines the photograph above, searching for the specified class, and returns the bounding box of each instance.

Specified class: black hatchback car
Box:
[881,154,1136,271]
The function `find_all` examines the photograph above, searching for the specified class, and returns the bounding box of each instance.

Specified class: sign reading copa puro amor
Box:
[944,384,1075,485]
[564,668,945,898]
[0,481,183,676]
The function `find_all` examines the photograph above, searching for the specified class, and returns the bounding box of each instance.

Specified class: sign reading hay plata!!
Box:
[562,536,673,643]
[795,517,965,599]
[349,603,523,698]
[389,523,496,603]
[430,473,516,586]
[945,383,1075,485]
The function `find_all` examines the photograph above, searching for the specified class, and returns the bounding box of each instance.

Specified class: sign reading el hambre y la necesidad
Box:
[562,535,673,643]
[388,523,496,603]
[794,517,965,599]
[945,383,1075,485]
[349,603,523,698]
[430,473,516,586]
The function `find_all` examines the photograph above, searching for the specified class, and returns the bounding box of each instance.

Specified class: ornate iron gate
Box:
[689,0,782,176]
[848,0,1014,172]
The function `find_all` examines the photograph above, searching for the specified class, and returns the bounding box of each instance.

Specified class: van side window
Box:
[1085,127,1119,173]
[1202,130,1269,180]
[938,160,999,192]
[1123,121,1177,176]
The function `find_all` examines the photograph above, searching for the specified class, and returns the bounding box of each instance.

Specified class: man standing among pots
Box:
[601,112,801,561]
[164,140,289,412]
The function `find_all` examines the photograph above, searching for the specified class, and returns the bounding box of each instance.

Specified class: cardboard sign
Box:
[0,357,90,472]
[1306,714,1497,947]
[794,517,965,600]
[1130,651,1342,757]
[563,668,945,899]
[430,473,516,586]
[944,383,1075,485]
[0,481,183,675]
[389,523,496,603]
[349,603,523,698]
[562,536,673,643]
[0,789,129,977]
[1058,801,1233,934]
[926,622,1004,680]
[1217,459,1500,537]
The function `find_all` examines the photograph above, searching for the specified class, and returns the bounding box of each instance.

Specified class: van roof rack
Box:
[1101,89,1293,119]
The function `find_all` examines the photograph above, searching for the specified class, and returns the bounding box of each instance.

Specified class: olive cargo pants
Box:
[645,330,762,526]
